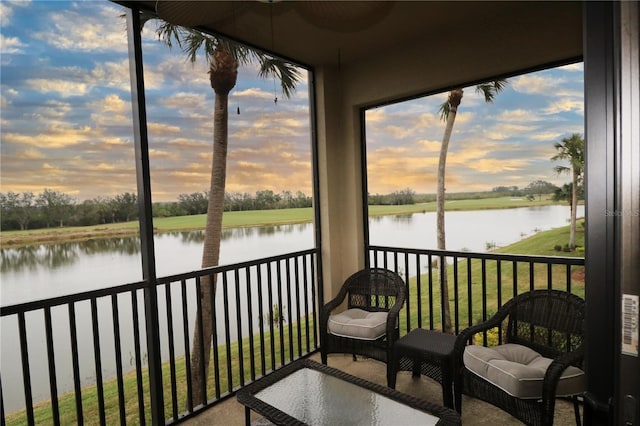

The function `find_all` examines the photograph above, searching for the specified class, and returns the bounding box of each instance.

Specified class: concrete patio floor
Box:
[182,352,580,425]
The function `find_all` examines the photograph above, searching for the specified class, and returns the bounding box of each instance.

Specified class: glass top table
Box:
[237,359,461,426]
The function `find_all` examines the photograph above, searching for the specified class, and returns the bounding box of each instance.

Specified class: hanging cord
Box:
[232,2,241,114]
[273,79,278,104]
[270,3,278,104]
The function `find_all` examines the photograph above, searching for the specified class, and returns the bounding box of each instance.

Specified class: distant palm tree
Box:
[436,80,507,333]
[551,133,584,249]
[146,18,301,405]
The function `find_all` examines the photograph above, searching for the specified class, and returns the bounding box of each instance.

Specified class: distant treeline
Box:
[367,180,567,205]
[1,180,575,232]
[0,189,313,231]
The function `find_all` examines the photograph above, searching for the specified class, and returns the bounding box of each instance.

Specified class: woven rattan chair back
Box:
[345,268,405,313]
[505,289,585,360]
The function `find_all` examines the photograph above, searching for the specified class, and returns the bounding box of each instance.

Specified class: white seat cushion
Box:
[327,308,388,340]
[463,343,585,399]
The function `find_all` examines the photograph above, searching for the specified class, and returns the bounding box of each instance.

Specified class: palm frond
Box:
[475,79,508,103]
[154,20,186,50]
[183,31,216,63]
[439,101,451,121]
[258,58,302,98]
[140,15,300,98]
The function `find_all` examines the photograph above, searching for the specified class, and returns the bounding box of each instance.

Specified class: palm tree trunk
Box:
[436,89,462,334]
[189,47,237,408]
[190,91,228,405]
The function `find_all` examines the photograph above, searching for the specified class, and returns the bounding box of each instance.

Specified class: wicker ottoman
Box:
[387,328,457,410]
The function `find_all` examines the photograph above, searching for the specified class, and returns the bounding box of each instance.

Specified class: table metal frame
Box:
[237,358,460,425]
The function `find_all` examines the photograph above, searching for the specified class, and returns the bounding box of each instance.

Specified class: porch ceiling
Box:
[136,1,582,86]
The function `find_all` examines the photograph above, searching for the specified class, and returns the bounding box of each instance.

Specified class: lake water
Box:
[0,205,583,412]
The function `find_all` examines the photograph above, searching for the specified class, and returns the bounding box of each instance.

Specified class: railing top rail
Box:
[156,247,318,284]
[369,245,585,265]
[1,280,148,316]
[2,248,319,316]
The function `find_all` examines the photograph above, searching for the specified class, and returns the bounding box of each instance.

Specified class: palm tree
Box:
[146,19,301,405]
[551,133,585,249]
[436,80,507,333]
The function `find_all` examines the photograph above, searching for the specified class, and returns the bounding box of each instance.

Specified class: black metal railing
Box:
[369,245,585,340]
[1,246,584,425]
[0,248,319,425]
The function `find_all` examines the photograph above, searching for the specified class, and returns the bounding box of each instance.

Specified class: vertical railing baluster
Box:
[496,260,504,344]
[180,280,193,413]
[416,254,422,330]
[164,284,178,421]
[110,295,126,425]
[547,262,553,290]
[90,298,105,426]
[390,251,399,309]
[276,260,286,366]
[194,276,206,405]
[566,263,572,293]
[222,272,233,393]
[439,253,447,332]
[285,259,294,361]
[481,259,488,346]
[294,256,303,357]
[302,255,310,352]
[267,262,276,371]
[383,248,389,271]
[466,257,472,330]
[18,312,34,426]
[44,307,59,426]
[497,259,503,317]
[403,252,410,333]
[310,252,318,350]
[234,268,245,387]
[210,273,221,400]
[453,256,459,335]
[512,260,518,298]
[131,290,145,425]
[529,261,535,292]
[256,265,266,376]
[428,255,434,329]
[245,266,256,382]
[68,303,83,424]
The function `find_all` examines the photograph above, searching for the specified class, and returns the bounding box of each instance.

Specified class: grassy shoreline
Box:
[1,197,565,248]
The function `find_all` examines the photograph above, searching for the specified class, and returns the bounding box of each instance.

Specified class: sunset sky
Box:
[1,1,584,203]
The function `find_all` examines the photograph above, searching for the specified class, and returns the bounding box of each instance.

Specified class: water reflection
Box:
[389,213,414,223]
[2,244,81,272]
[80,237,141,255]
[1,238,140,273]
[0,224,311,274]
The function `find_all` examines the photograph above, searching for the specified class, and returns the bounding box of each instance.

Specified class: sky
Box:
[1,1,584,203]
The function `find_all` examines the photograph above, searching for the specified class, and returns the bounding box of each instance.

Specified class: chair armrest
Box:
[542,345,585,402]
[320,291,348,326]
[453,309,509,361]
[385,296,404,334]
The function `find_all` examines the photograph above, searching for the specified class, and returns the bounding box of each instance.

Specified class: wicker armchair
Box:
[320,268,406,364]
[453,289,586,426]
